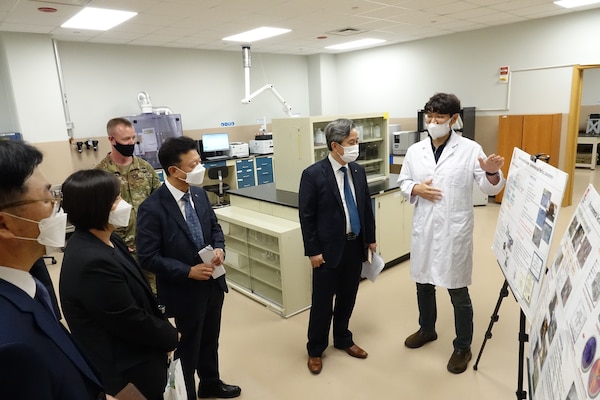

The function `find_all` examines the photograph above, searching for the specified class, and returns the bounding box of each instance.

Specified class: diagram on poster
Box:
[529,185,600,400]
[492,147,568,320]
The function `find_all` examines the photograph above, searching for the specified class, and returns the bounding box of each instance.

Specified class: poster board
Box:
[492,147,568,320]
[529,185,600,400]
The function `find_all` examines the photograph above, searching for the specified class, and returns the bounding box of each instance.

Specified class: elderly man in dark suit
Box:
[0,140,109,400]
[137,136,240,400]
[299,118,377,375]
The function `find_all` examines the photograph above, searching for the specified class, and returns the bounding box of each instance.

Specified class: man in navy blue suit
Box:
[137,136,240,400]
[299,118,377,375]
[0,140,109,399]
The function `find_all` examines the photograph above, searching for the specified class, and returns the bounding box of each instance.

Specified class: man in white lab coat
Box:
[398,93,505,374]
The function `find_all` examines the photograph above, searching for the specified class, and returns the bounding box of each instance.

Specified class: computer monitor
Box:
[202,133,230,153]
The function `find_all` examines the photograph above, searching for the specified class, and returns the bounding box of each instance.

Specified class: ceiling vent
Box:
[327,27,367,36]
[30,0,91,6]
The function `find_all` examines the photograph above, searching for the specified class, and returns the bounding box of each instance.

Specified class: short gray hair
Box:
[325,118,356,151]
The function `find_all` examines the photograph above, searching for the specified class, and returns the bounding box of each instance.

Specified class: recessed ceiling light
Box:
[223,27,291,43]
[554,0,600,8]
[325,38,386,50]
[61,7,137,31]
[38,7,58,13]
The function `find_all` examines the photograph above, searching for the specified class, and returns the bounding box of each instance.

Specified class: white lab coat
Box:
[397,131,505,289]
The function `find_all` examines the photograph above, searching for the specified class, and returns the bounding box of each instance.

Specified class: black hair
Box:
[0,141,43,209]
[158,136,198,176]
[325,118,357,151]
[424,93,461,116]
[61,169,120,230]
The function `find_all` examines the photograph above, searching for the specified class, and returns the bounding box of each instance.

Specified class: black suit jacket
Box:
[299,158,376,268]
[60,229,178,396]
[0,278,105,400]
[136,184,226,318]
[30,257,62,319]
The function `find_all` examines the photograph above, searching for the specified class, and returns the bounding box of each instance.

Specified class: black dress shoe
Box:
[198,381,241,398]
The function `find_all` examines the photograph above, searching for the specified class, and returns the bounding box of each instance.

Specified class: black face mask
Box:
[113,141,135,157]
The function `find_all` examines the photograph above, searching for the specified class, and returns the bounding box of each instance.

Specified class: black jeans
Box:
[416,283,473,350]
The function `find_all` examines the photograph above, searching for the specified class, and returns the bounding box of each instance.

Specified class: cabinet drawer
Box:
[256,171,274,185]
[202,160,227,168]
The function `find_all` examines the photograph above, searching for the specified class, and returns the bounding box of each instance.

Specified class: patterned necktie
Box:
[340,166,361,235]
[33,277,57,320]
[182,192,205,249]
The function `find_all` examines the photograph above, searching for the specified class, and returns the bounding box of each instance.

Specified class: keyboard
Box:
[205,155,230,161]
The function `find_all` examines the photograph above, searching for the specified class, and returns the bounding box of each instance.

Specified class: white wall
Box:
[1,33,67,142]
[0,36,18,133]
[57,42,310,138]
[3,8,600,143]
[332,8,600,117]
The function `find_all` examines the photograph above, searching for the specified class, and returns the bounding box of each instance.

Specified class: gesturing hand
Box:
[478,154,504,174]
[413,179,442,202]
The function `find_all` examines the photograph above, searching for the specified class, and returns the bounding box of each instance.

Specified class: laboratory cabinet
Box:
[495,113,561,202]
[235,159,255,188]
[215,206,311,317]
[372,189,412,264]
[272,113,389,193]
[255,156,274,185]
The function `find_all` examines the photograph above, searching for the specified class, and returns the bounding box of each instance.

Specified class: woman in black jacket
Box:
[60,169,178,400]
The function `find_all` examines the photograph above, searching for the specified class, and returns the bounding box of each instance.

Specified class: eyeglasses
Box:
[424,113,451,123]
[0,190,62,213]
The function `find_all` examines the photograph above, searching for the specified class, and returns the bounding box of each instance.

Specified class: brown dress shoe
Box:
[307,356,322,374]
[404,329,438,349]
[447,348,472,374]
[343,344,368,359]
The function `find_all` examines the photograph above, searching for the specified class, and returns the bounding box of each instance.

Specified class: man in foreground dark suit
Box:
[299,118,377,375]
[137,136,240,399]
[0,140,110,400]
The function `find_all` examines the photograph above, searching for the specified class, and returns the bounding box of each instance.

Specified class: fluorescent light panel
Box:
[61,7,137,31]
[325,38,386,50]
[223,27,291,42]
[554,0,600,8]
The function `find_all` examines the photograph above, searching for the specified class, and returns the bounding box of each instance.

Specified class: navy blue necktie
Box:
[340,166,361,235]
[182,192,205,249]
[34,277,57,320]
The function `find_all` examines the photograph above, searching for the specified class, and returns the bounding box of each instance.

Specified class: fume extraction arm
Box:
[240,45,298,117]
[137,91,174,115]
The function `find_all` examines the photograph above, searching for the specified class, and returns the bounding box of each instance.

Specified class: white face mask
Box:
[3,210,68,255]
[427,120,452,140]
[176,164,206,187]
[336,144,359,163]
[108,199,132,228]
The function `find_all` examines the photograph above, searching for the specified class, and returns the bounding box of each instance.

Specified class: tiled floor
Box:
[46,167,600,400]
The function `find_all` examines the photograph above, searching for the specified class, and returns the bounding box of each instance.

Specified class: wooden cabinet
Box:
[272,113,389,193]
[495,114,562,202]
[215,206,311,318]
[373,189,412,264]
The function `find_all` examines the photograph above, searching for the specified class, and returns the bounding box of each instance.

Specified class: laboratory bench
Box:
[214,174,412,318]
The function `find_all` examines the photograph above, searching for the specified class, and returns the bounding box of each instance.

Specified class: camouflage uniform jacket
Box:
[96,154,161,252]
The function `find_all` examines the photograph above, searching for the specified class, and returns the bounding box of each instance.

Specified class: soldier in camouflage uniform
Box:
[97,117,161,294]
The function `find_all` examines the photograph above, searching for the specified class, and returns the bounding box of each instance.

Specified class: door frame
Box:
[565,64,600,206]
